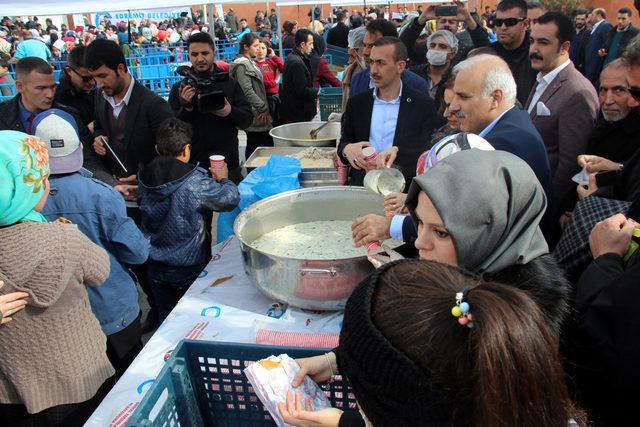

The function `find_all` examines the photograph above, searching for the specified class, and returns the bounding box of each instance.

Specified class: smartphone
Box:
[435,5,458,17]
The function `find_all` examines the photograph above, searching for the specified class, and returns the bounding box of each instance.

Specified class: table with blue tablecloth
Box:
[86,236,343,427]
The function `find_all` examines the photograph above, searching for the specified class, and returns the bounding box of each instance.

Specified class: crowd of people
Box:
[1,0,640,426]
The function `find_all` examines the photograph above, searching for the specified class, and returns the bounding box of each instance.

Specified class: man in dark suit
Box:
[327,12,350,48]
[280,29,318,123]
[584,8,613,87]
[85,39,174,199]
[350,19,428,98]
[338,37,440,188]
[526,12,598,225]
[354,52,552,248]
[352,50,554,248]
[448,54,552,197]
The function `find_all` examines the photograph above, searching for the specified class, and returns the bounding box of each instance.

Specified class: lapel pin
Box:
[407,97,412,103]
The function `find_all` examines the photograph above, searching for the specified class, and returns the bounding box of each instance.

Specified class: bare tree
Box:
[540,0,583,15]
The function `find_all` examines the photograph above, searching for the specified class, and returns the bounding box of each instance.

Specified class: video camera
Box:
[177,65,230,113]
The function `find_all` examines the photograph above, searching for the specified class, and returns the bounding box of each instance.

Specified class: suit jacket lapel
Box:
[533,63,574,117]
[392,87,409,145]
[123,81,142,148]
[361,89,374,140]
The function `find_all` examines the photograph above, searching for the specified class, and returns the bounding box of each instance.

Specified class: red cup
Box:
[209,155,225,170]
[366,241,382,253]
[362,147,377,171]
[362,147,377,162]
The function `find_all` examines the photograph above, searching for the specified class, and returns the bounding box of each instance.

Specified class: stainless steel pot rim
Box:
[269,122,341,143]
[233,186,374,261]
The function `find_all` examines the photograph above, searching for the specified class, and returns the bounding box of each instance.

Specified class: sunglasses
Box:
[628,86,640,102]
[68,67,94,83]
[495,17,526,27]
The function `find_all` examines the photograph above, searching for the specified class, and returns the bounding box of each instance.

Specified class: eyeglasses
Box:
[494,17,526,27]
[68,67,94,83]
[628,86,640,102]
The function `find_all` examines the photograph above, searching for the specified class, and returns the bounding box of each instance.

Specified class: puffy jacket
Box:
[230,56,272,132]
[42,169,149,335]
[137,157,240,271]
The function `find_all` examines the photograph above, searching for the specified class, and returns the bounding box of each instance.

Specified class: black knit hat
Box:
[338,259,465,426]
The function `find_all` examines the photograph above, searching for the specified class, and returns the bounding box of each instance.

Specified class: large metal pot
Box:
[270,122,341,147]
[233,186,385,310]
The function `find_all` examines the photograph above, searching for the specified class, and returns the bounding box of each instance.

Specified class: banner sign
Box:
[92,8,189,26]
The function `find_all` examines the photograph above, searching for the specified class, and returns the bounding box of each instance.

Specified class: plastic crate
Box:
[318,87,343,121]
[325,45,349,68]
[126,340,357,426]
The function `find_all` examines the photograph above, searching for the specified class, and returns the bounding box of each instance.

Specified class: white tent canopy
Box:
[275,0,467,8]
[0,1,246,17]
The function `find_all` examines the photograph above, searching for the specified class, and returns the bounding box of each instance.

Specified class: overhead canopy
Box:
[1,1,244,17]
[275,0,460,8]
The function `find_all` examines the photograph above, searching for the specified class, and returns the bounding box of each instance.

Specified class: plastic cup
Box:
[366,241,382,253]
[209,155,225,170]
[362,147,377,162]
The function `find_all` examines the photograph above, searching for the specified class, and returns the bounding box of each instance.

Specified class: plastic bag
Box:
[217,156,301,243]
[244,354,331,427]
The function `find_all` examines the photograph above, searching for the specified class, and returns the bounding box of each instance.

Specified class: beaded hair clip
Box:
[451,291,474,328]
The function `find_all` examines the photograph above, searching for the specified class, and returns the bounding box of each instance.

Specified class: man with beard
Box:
[587,59,640,162]
[86,39,174,193]
[525,12,598,234]
[570,10,590,75]
[86,39,174,333]
[168,32,252,183]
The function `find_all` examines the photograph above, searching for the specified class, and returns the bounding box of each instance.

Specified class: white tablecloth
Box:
[85,236,344,426]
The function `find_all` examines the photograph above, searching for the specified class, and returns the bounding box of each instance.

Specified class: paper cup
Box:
[362,147,377,162]
[209,155,225,170]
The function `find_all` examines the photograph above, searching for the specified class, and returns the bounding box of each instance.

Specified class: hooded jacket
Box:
[230,56,272,132]
[137,157,240,274]
[0,222,114,414]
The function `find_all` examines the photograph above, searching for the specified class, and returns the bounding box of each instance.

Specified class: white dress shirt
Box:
[368,81,402,153]
[527,60,571,114]
[102,74,135,119]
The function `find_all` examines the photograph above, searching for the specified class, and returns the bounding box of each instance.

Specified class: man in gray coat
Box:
[526,12,599,229]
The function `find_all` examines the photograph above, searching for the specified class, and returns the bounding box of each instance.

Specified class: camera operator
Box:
[169,32,253,183]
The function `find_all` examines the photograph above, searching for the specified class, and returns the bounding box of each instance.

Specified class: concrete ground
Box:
[141,131,247,343]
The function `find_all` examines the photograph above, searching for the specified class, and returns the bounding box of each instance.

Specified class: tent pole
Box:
[277,5,283,56]
[207,3,215,37]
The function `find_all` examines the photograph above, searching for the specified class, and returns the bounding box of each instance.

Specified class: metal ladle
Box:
[309,115,340,140]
